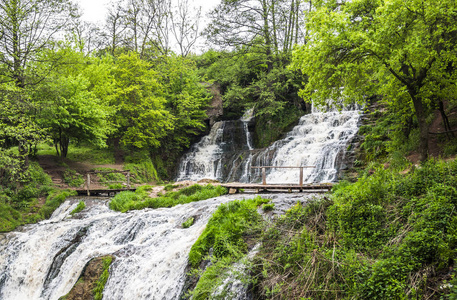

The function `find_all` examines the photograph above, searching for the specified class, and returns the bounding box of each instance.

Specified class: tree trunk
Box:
[261,0,273,72]
[438,100,454,138]
[410,94,429,161]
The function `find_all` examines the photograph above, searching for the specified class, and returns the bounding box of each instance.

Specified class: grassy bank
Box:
[185,196,270,299]
[109,184,227,212]
[252,159,457,299]
[0,162,76,231]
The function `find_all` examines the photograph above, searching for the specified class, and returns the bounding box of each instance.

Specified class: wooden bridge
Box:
[222,166,333,193]
[76,170,136,196]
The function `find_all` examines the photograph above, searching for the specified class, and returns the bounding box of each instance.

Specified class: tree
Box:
[293,0,457,160]
[205,0,307,68]
[154,54,210,155]
[170,0,201,57]
[33,47,115,157]
[111,52,174,149]
[0,83,45,166]
[0,0,78,87]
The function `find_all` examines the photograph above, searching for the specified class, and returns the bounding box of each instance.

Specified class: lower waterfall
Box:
[0,196,245,300]
[0,194,312,300]
[176,106,360,183]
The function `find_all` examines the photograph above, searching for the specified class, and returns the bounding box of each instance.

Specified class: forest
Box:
[1,0,457,299]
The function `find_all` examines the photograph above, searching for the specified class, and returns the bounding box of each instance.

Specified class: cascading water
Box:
[176,105,360,184]
[0,193,315,300]
[176,109,255,182]
[0,195,258,300]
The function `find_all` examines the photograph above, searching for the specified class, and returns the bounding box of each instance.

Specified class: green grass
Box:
[182,217,195,228]
[70,201,86,215]
[93,256,113,300]
[36,143,115,164]
[0,162,77,231]
[186,196,269,299]
[109,184,228,212]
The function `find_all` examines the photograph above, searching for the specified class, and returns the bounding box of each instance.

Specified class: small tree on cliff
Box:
[292,0,457,160]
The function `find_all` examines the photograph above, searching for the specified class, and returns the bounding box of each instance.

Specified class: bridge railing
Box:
[251,166,315,187]
[85,170,131,196]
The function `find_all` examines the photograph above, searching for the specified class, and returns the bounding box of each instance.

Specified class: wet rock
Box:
[61,255,114,300]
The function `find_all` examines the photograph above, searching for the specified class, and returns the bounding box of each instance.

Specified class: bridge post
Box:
[127,172,130,189]
[262,167,266,185]
[86,174,91,196]
[299,167,303,190]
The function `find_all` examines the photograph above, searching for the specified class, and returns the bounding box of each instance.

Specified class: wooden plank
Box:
[251,166,315,169]
[88,170,130,174]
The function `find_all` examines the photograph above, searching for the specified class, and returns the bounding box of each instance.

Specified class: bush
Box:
[253,159,457,299]
[109,184,227,212]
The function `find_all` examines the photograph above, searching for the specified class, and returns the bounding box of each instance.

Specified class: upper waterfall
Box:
[176,105,361,184]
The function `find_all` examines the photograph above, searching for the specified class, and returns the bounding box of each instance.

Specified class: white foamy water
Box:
[0,195,262,300]
[176,106,360,184]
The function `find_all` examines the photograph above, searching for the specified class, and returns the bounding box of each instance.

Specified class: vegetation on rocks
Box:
[109,184,227,212]
[186,196,270,299]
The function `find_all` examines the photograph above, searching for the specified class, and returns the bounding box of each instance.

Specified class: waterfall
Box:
[176,106,360,183]
[0,195,258,300]
[0,193,313,300]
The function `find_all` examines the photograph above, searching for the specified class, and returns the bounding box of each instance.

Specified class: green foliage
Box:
[124,161,159,183]
[196,48,306,121]
[261,203,274,212]
[182,217,195,228]
[63,169,84,188]
[154,54,210,153]
[70,201,86,216]
[292,0,457,158]
[254,159,457,299]
[33,46,115,157]
[0,203,22,231]
[109,184,227,212]
[0,162,76,231]
[93,256,113,300]
[66,144,115,165]
[164,183,178,191]
[94,168,126,184]
[254,104,304,148]
[187,197,267,299]
[111,52,173,149]
[40,189,78,219]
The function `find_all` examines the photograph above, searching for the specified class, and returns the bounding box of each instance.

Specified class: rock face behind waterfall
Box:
[176,106,361,184]
[176,118,257,182]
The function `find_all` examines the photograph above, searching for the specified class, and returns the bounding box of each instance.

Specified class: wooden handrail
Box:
[86,171,131,196]
[251,166,316,186]
[251,166,315,169]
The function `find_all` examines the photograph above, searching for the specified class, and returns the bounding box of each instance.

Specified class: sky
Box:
[76,0,220,52]
[76,0,220,24]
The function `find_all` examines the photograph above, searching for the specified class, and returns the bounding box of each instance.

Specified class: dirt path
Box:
[36,155,126,189]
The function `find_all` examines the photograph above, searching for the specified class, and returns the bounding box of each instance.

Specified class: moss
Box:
[187,196,268,299]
